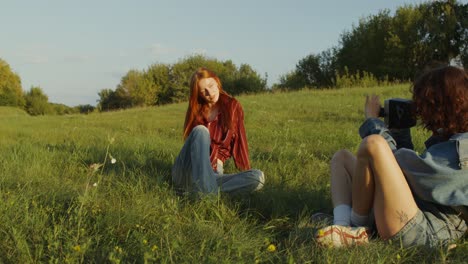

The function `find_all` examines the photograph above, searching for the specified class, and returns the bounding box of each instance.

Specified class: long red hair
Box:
[412,66,468,137]
[183,68,233,139]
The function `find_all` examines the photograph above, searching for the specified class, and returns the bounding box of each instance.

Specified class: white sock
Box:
[350,210,369,227]
[333,204,351,226]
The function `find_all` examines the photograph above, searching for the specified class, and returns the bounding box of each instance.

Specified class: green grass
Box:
[0,84,466,263]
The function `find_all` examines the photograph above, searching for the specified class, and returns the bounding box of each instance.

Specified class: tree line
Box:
[0,58,92,116]
[97,54,267,111]
[0,55,266,115]
[276,0,467,90]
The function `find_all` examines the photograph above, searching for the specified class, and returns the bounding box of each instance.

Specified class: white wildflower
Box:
[109,154,117,164]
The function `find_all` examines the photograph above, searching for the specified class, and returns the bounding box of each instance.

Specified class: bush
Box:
[335,67,379,88]
[0,58,25,107]
[24,86,53,116]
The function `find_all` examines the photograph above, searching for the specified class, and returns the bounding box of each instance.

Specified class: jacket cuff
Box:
[358,118,387,139]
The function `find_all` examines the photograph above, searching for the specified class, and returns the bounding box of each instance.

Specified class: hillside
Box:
[0,85,465,263]
[0,106,29,117]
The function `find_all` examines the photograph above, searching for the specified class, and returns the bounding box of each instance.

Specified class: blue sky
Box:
[1,0,438,106]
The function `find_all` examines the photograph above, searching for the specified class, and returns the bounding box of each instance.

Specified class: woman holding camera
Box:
[316,66,467,248]
[171,67,265,195]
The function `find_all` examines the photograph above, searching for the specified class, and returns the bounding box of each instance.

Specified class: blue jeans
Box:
[172,125,265,194]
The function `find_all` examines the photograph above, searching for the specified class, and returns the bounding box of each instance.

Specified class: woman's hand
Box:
[365,95,381,119]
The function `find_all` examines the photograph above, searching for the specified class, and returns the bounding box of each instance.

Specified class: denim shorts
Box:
[389,202,467,248]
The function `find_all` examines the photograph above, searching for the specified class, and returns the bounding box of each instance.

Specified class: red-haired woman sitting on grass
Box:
[172,67,265,195]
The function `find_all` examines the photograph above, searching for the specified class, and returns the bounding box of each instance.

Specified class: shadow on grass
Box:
[223,180,333,244]
[78,143,175,189]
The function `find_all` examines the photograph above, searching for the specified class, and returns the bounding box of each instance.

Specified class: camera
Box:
[378,98,416,129]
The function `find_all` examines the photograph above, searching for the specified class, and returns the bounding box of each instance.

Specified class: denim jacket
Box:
[359,118,468,207]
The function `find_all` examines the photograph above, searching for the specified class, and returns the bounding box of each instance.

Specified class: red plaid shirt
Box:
[198,97,251,171]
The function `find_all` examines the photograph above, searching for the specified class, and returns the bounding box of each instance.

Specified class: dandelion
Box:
[143,239,148,245]
[115,246,123,254]
[267,244,276,252]
[151,245,158,252]
[317,229,325,237]
[73,245,81,252]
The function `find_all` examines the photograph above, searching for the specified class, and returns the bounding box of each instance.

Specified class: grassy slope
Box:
[0,85,466,263]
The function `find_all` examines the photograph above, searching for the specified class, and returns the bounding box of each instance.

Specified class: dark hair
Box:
[412,66,468,137]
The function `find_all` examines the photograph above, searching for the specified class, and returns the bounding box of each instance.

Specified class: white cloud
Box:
[149,43,177,56]
[62,55,92,63]
[18,54,49,64]
[189,48,208,55]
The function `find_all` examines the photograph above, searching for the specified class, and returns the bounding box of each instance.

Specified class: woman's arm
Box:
[359,95,414,150]
[231,101,251,170]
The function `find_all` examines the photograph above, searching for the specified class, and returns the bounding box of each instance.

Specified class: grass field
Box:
[0,84,466,263]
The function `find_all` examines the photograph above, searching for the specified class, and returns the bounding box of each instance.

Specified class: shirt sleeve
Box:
[395,143,468,206]
[231,101,251,170]
[358,117,414,151]
[361,118,468,206]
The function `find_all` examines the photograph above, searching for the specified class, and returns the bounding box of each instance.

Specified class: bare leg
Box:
[331,150,356,207]
[352,135,418,239]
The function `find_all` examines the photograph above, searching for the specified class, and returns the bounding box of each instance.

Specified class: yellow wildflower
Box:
[115,246,123,254]
[73,245,81,252]
[267,244,276,252]
[317,229,325,237]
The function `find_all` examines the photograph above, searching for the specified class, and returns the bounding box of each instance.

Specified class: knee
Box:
[253,170,265,191]
[331,149,354,165]
[357,135,388,157]
[192,125,209,133]
[189,125,209,139]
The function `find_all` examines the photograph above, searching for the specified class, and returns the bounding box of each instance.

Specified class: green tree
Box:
[0,58,25,107]
[275,71,307,90]
[76,104,95,114]
[455,2,468,67]
[231,64,267,95]
[296,49,337,88]
[50,103,77,115]
[336,10,393,79]
[276,48,336,90]
[115,70,155,107]
[24,86,51,115]
[382,4,423,80]
[417,0,464,64]
[97,89,117,111]
[145,63,171,105]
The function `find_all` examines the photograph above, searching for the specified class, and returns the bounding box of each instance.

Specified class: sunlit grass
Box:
[0,84,465,263]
